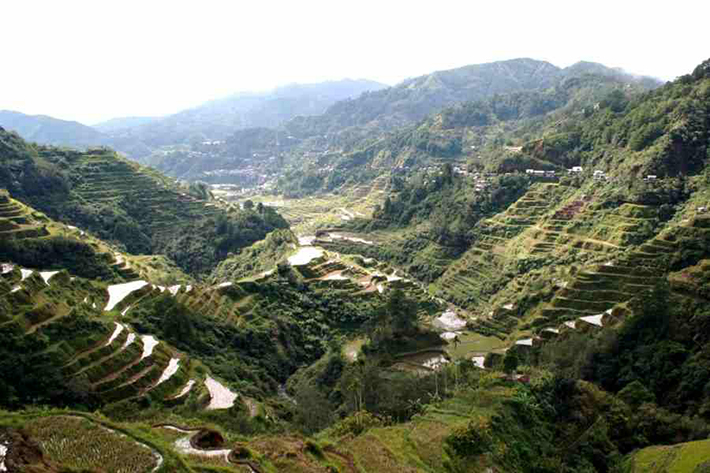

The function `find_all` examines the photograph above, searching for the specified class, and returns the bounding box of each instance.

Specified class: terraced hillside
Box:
[0,128,288,276]
[1,222,451,414]
[0,191,194,286]
[625,439,710,472]
[0,265,209,410]
[0,189,49,240]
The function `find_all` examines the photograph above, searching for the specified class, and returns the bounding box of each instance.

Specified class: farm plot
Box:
[23,416,161,473]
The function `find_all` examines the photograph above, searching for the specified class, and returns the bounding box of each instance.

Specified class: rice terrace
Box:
[1,5,710,472]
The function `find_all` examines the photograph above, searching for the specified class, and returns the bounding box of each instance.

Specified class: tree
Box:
[243,199,254,210]
[618,380,655,408]
[503,351,520,375]
[367,289,419,344]
[387,289,419,333]
[294,380,335,434]
[383,196,393,214]
[442,163,454,185]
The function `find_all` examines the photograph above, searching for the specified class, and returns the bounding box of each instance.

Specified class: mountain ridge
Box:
[140,58,662,187]
[0,109,107,148]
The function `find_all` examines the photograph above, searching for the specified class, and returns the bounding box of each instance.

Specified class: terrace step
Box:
[550,296,617,313]
[69,330,131,377]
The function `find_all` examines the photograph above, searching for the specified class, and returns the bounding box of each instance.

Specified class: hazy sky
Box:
[1,0,708,124]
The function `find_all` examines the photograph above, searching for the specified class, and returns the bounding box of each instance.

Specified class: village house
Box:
[593,170,607,180]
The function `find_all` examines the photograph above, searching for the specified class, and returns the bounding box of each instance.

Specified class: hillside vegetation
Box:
[0,60,708,473]
[0,127,287,276]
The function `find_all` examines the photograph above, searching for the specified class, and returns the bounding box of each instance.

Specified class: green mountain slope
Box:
[0,128,288,276]
[317,57,710,391]
[280,59,659,141]
[154,59,660,188]
[626,439,710,472]
[277,70,658,196]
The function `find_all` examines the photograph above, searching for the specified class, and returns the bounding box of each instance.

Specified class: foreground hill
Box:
[0,127,287,276]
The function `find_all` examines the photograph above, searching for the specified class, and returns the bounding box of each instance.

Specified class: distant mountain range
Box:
[102,78,388,156]
[0,78,388,157]
[280,59,663,141]
[138,58,663,185]
[92,116,161,132]
[0,110,105,149]
[0,59,662,182]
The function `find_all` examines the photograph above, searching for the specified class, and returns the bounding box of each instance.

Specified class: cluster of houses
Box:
[393,163,670,190]
[453,165,469,175]
[473,174,490,192]
[315,164,337,176]
[525,169,558,179]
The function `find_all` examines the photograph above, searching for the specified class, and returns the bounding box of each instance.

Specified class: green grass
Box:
[445,332,507,358]
[626,439,710,473]
[22,415,159,473]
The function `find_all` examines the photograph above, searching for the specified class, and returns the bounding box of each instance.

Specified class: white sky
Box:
[1,0,708,124]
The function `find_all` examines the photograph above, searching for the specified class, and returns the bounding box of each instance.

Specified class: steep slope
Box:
[283,58,563,136]
[283,58,660,140]
[277,71,658,196]
[0,128,288,276]
[1,62,707,473]
[0,205,440,409]
[0,110,107,148]
[320,58,709,339]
